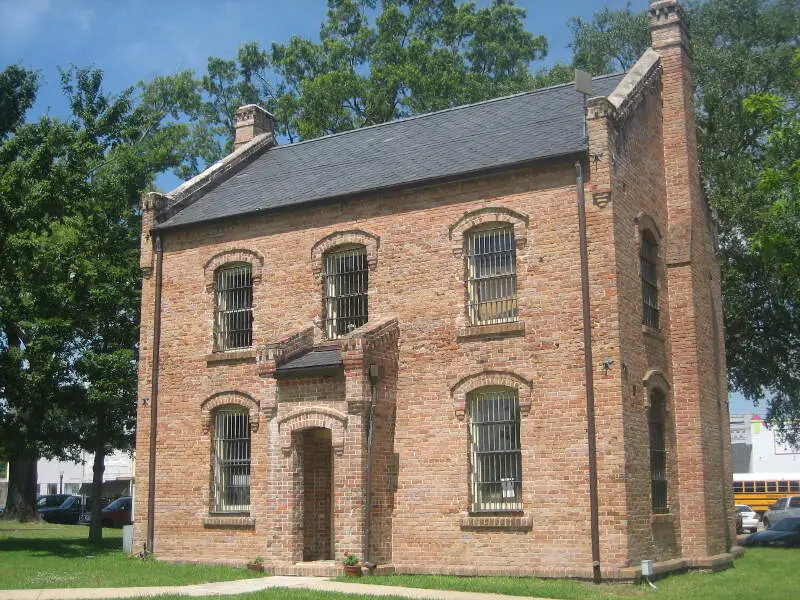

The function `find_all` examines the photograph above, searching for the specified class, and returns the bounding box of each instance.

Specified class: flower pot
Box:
[343,565,362,577]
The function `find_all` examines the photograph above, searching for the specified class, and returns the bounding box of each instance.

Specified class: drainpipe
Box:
[146,233,163,555]
[576,162,601,583]
[364,364,380,566]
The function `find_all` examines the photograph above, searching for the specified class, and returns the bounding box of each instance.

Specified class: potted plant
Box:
[342,551,361,577]
[247,556,265,573]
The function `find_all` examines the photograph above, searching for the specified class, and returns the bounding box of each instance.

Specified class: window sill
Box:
[206,349,258,365]
[456,321,525,340]
[642,324,664,341]
[651,512,673,525]
[202,515,255,529]
[460,515,532,531]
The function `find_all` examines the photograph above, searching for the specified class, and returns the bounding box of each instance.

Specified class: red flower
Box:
[344,551,349,556]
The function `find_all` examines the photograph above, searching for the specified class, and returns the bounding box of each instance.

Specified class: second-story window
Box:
[323,245,368,339]
[214,263,253,351]
[640,232,659,329]
[466,225,517,325]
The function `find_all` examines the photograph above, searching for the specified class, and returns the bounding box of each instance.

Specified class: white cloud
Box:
[0,0,53,42]
[0,0,94,44]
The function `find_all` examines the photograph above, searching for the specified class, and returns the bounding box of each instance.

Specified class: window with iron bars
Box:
[469,387,522,512]
[466,225,517,326]
[323,245,368,339]
[214,263,253,351]
[648,391,668,514]
[211,408,251,513]
[640,234,659,329]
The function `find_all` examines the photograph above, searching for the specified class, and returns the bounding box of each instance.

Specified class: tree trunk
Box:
[2,454,39,522]
[88,439,106,545]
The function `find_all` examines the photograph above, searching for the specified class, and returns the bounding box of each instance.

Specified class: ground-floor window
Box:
[211,407,251,513]
[469,387,522,512]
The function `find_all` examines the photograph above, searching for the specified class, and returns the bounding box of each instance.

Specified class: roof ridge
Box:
[272,72,625,151]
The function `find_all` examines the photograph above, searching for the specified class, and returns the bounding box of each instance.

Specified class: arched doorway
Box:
[299,427,334,561]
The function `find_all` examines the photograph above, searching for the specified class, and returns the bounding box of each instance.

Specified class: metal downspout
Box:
[577,162,602,583]
[146,234,163,554]
[364,364,379,565]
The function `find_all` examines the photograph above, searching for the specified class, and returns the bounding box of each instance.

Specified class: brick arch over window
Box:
[278,407,348,455]
[642,369,671,407]
[635,212,662,244]
[203,249,264,292]
[449,207,529,257]
[200,391,260,433]
[450,370,532,420]
[311,230,379,275]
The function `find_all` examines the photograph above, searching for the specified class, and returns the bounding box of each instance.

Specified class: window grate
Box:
[323,246,368,339]
[214,264,253,351]
[212,408,251,513]
[648,394,668,514]
[640,236,659,329]
[469,388,522,512]
[466,226,517,326]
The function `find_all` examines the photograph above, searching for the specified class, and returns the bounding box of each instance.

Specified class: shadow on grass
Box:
[0,535,121,558]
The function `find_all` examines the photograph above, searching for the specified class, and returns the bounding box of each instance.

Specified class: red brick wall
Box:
[133,3,733,574]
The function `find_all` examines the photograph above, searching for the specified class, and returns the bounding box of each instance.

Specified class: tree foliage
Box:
[146,0,549,169]
[569,0,800,442]
[0,66,192,529]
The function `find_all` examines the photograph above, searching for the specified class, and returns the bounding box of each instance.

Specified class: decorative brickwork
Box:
[203,249,264,292]
[133,1,734,577]
[448,206,528,257]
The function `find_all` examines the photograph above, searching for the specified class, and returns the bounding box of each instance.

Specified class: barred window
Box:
[214,263,253,351]
[323,245,368,339]
[640,233,659,329]
[469,387,522,512]
[649,391,668,514]
[211,407,251,513]
[466,225,517,326]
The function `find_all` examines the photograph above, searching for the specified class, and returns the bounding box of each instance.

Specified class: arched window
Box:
[640,230,659,329]
[466,225,517,325]
[469,387,522,512]
[648,390,668,514]
[211,406,251,513]
[323,245,368,339]
[214,263,253,350]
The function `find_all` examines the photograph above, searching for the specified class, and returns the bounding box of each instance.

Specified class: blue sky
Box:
[0,0,766,417]
[1,0,646,119]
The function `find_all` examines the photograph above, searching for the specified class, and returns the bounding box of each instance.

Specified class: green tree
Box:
[0,66,191,532]
[568,2,650,74]
[568,0,800,442]
[148,0,549,167]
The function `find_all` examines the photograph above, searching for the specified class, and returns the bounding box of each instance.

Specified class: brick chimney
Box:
[234,104,275,150]
[649,0,696,265]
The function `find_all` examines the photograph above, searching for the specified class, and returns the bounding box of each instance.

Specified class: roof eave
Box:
[153,149,587,233]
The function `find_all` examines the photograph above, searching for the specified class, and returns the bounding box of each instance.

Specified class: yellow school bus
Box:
[733,473,800,514]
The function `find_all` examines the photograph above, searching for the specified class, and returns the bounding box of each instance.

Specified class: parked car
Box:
[100,496,132,528]
[37,494,84,524]
[763,496,800,529]
[739,517,800,547]
[736,504,759,534]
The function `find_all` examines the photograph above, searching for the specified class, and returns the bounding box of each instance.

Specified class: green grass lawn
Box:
[0,521,265,589]
[334,548,800,600]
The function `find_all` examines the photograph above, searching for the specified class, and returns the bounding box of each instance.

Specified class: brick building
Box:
[134,1,736,579]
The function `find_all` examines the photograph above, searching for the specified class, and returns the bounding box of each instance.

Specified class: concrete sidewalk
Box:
[0,576,552,600]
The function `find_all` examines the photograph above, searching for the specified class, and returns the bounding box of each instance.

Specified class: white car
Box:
[736,504,759,533]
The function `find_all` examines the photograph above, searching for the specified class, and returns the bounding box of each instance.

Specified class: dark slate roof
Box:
[275,346,343,374]
[159,73,624,230]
